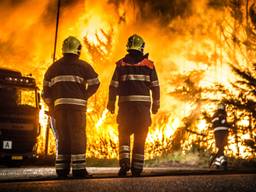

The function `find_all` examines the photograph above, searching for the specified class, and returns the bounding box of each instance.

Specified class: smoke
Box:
[134,0,193,24]
[107,0,193,24]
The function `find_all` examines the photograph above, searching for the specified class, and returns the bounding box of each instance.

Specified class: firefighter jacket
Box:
[212,109,229,132]
[42,54,100,111]
[108,52,160,110]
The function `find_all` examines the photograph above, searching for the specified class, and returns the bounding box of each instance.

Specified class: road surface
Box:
[0,167,255,192]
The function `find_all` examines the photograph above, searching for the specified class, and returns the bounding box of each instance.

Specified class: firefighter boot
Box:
[213,157,221,169]
[131,168,142,177]
[118,159,130,177]
[71,154,91,178]
[55,154,70,178]
[73,168,91,178]
[131,154,144,177]
[118,145,130,177]
[219,156,228,170]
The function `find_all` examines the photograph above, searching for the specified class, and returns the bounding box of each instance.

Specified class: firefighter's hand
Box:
[152,104,159,114]
[107,101,115,114]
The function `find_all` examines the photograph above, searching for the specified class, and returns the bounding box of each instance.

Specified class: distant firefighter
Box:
[107,34,160,177]
[42,36,100,178]
[211,103,229,170]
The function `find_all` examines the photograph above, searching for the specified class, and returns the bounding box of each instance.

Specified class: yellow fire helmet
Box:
[62,36,82,55]
[126,34,145,53]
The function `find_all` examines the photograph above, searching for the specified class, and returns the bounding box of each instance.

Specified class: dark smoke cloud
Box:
[109,0,193,24]
[135,0,193,23]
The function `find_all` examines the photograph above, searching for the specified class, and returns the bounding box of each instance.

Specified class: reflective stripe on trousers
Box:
[55,154,70,170]
[119,145,130,160]
[132,153,144,170]
[71,154,86,171]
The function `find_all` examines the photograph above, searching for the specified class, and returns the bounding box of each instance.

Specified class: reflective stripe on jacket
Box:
[42,54,100,110]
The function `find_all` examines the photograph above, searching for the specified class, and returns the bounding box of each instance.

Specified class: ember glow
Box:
[1,0,255,160]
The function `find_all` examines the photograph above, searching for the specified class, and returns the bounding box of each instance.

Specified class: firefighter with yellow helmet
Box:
[42,36,100,178]
[107,34,160,176]
[211,103,229,170]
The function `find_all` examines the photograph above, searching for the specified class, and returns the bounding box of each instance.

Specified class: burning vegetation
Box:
[0,0,256,160]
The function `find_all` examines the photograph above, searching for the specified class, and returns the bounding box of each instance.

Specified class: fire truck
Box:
[0,68,41,164]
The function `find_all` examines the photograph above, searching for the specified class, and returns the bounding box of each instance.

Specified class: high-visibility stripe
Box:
[133,154,144,161]
[54,98,87,106]
[214,127,228,132]
[119,95,151,102]
[110,80,119,88]
[87,77,100,86]
[56,163,69,170]
[49,75,84,87]
[72,162,86,170]
[213,160,221,166]
[132,162,144,169]
[71,154,86,161]
[120,145,130,152]
[43,80,51,87]
[218,156,227,163]
[56,154,70,161]
[119,153,130,159]
[120,74,150,82]
[151,80,160,87]
[212,117,219,123]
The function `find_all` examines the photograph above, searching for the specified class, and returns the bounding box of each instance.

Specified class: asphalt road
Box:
[0,167,255,192]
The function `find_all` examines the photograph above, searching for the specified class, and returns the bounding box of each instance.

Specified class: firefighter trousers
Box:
[54,108,87,177]
[214,130,228,157]
[117,103,151,175]
[118,125,149,175]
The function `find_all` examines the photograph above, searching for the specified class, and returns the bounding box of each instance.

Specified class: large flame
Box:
[1,0,255,160]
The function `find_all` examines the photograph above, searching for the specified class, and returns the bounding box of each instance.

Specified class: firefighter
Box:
[42,36,100,178]
[107,34,160,177]
[211,103,229,170]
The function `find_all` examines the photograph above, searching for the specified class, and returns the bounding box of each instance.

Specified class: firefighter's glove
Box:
[107,101,115,114]
[152,103,159,114]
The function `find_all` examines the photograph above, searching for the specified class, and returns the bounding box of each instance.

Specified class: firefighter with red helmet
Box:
[211,103,229,170]
[107,34,160,177]
[42,36,100,178]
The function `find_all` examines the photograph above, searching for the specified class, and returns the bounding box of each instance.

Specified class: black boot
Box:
[219,156,228,171]
[73,169,91,178]
[56,168,70,179]
[118,162,130,177]
[131,168,142,177]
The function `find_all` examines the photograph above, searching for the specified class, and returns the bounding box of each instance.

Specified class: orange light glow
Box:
[1,0,255,160]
